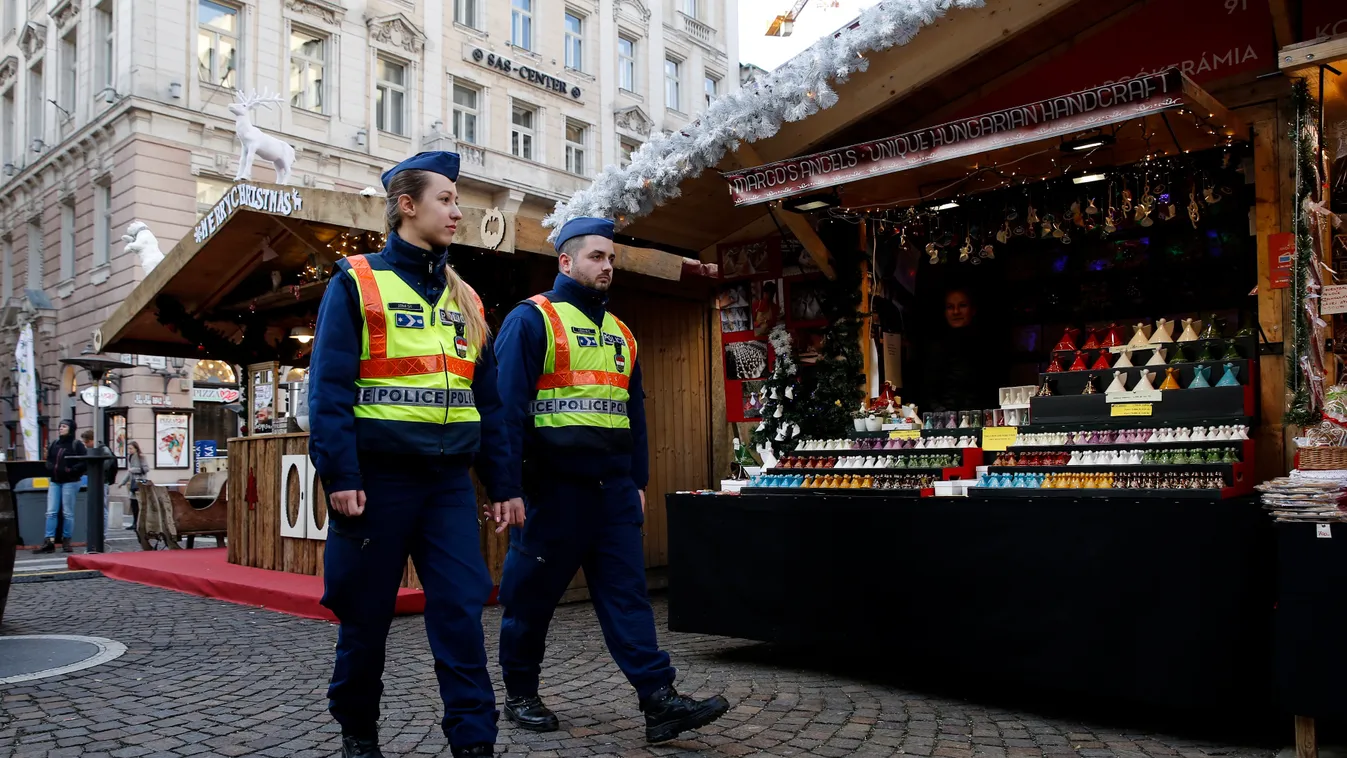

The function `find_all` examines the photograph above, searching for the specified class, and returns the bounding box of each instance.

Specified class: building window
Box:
[454,0,479,29]
[664,58,681,111]
[96,1,114,92]
[26,62,42,149]
[618,35,635,92]
[619,137,640,167]
[94,181,111,267]
[704,75,718,107]
[2,88,14,168]
[511,0,532,50]
[564,12,583,71]
[198,0,239,88]
[565,119,587,175]
[510,102,536,160]
[196,177,232,218]
[289,29,325,113]
[59,203,74,281]
[375,56,407,136]
[3,0,14,38]
[451,83,479,145]
[1,238,12,304]
[681,0,697,18]
[59,28,76,127]
[26,218,40,291]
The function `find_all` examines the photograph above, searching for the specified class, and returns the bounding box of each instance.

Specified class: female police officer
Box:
[308,151,513,758]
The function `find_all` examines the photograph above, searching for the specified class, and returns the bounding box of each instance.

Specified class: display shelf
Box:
[987,464,1230,473]
[740,487,928,497]
[769,466,954,474]
[793,446,978,455]
[1051,336,1254,354]
[1007,440,1247,451]
[1013,416,1256,433]
[1029,384,1254,424]
[967,487,1233,499]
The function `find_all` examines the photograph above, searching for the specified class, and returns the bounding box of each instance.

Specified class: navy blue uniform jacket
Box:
[493,274,649,497]
[307,232,513,501]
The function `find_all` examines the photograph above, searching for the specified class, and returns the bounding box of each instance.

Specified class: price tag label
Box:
[1317,524,1333,539]
[981,426,1019,451]
[889,430,921,440]
[1111,403,1153,417]
[1107,390,1162,403]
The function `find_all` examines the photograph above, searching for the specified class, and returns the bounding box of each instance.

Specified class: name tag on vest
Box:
[529,398,628,416]
[570,326,597,335]
[394,313,425,329]
[356,387,476,408]
[388,302,424,313]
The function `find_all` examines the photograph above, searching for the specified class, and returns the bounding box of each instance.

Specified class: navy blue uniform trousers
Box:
[321,461,497,748]
[498,475,675,700]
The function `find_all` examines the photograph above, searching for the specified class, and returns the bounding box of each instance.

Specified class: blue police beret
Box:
[380,151,460,190]
[555,217,615,252]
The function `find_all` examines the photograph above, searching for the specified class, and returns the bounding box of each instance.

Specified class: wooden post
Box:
[1295,715,1317,758]
[1254,117,1289,481]
[859,255,874,401]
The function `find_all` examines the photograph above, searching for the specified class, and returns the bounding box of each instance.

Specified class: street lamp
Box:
[60,346,133,553]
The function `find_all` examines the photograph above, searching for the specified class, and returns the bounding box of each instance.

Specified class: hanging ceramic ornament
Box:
[1216,363,1241,387]
[1222,340,1242,360]
[959,236,973,263]
[791,423,801,438]
[996,222,1010,244]
[1122,189,1134,213]
[1138,204,1154,227]
[1036,378,1054,397]
[1054,327,1079,352]
[1168,345,1190,364]
[1104,208,1118,235]
[1082,329,1101,350]
[774,405,784,418]
[1027,205,1039,224]
[1133,370,1157,392]
[1082,374,1098,394]
[926,242,940,265]
[770,387,780,400]
[785,386,794,400]
[1146,347,1167,366]
[1188,192,1201,228]
[980,244,995,260]
[1046,353,1065,373]
[1102,323,1124,349]
[1150,318,1175,344]
[1068,351,1089,371]
[1177,318,1201,342]
[756,422,767,432]
[1189,365,1212,388]
[1126,322,1152,349]
[1107,371,1129,393]
[1091,351,1112,371]
[1204,186,1221,205]
[1114,350,1134,369]
[1086,198,1099,216]
[1198,313,1221,340]
[1160,367,1182,390]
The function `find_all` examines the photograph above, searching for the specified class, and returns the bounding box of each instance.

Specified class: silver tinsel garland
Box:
[543,0,986,237]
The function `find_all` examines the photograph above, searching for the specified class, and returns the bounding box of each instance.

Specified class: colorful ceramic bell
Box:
[1160,367,1182,390]
[1169,344,1189,364]
[1081,329,1101,350]
[1054,327,1079,352]
[1036,378,1054,397]
[1177,318,1201,342]
[1149,318,1175,344]
[1146,347,1167,366]
[1195,342,1217,362]
[1107,370,1129,393]
[1102,323,1124,349]
[1222,340,1242,360]
[1133,369,1157,392]
[1126,322,1151,348]
[1114,350,1133,368]
[1234,312,1255,338]
[1068,351,1088,371]
[1199,314,1222,341]
[1216,362,1241,387]
[1091,350,1112,370]
[1189,365,1212,388]
[1082,374,1098,394]
[1046,353,1065,373]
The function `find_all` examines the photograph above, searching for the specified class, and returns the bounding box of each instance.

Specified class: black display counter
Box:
[1275,522,1347,723]
[667,492,1275,715]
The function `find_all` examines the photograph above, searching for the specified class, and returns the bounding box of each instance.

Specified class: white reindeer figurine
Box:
[122,221,164,273]
[229,89,296,185]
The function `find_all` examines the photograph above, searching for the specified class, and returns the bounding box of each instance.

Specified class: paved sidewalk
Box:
[0,578,1279,758]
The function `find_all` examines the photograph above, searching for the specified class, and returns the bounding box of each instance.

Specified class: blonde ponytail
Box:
[444,263,490,354]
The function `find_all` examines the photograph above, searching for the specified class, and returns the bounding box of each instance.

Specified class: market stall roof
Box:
[95,183,517,364]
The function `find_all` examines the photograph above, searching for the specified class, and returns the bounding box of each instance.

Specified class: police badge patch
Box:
[454,335,469,358]
[615,353,627,372]
[394,313,425,329]
[576,336,599,348]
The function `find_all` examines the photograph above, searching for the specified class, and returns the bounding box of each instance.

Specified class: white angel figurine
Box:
[1107,371,1129,393]
[1149,318,1175,344]
[1132,369,1157,392]
[1177,318,1201,342]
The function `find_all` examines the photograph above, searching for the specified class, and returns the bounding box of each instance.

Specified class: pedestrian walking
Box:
[121,441,150,531]
[308,151,512,758]
[490,216,730,743]
[34,420,86,553]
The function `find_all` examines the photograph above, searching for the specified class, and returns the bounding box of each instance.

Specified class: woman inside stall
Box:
[918,287,1002,413]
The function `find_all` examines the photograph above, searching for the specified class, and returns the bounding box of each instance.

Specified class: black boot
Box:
[31,538,54,554]
[450,745,492,757]
[340,732,384,758]
[641,685,730,744]
[61,540,74,553]
[503,695,559,732]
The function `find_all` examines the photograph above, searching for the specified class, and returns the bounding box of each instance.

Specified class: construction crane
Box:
[766,0,810,36]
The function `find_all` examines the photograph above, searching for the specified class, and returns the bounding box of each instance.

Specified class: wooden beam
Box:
[271,216,336,263]
[1295,716,1318,758]
[733,143,836,279]
[513,215,699,281]
[1269,0,1300,51]
[1280,32,1347,72]
[1253,116,1288,481]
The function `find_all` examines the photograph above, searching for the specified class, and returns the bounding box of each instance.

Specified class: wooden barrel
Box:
[0,462,17,624]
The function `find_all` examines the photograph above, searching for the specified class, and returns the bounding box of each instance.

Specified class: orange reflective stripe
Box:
[463,283,486,318]
[347,255,387,360]
[530,295,572,374]
[535,370,631,391]
[359,354,476,381]
[613,316,637,366]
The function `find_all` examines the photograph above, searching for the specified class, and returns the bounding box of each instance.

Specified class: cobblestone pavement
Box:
[0,578,1279,758]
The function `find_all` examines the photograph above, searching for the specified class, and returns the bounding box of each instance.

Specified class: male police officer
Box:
[490,217,730,743]
[309,151,509,758]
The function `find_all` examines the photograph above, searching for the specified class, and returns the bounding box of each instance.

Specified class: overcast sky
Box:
[737,0,883,71]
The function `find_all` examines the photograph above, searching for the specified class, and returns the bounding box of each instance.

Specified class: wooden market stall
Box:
[96,182,720,594]
[572,0,1347,729]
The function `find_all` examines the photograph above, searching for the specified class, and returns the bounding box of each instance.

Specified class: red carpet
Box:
[67,548,426,621]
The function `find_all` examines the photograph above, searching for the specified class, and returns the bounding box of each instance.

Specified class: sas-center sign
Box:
[465,45,583,101]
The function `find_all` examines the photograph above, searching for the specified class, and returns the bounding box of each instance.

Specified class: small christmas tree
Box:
[752,323,803,456]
